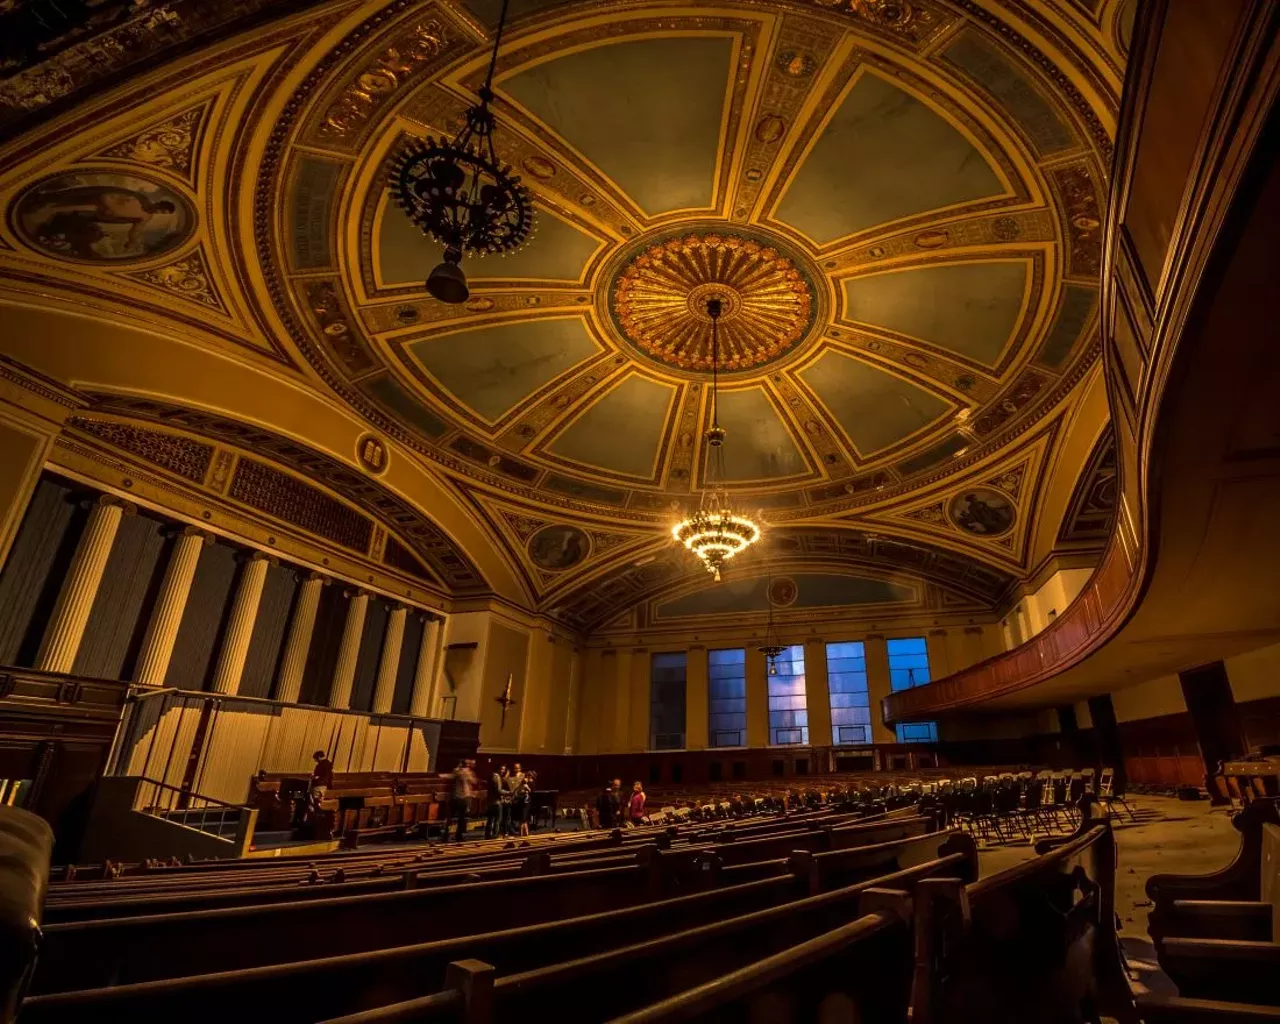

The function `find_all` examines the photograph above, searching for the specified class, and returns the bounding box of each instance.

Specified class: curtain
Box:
[164,540,238,690]
[348,595,389,712]
[239,562,299,699]
[391,612,425,714]
[0,476,86,666]
[74,509,169,680]
[298,585,348,707]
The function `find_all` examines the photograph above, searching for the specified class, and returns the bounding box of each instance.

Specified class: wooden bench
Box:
[28,814,939,994]
[0,806,52,1020]
[1147,799,1280,1006]
[907,821,1131,1024]
[18,831,974,1022]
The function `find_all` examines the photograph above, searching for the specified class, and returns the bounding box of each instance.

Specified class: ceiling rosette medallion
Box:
[611,231,817,373]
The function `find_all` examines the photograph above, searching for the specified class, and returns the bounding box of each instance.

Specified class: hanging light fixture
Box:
[756,579,786,676]
[389,0,534,304]
[672,297,760,580]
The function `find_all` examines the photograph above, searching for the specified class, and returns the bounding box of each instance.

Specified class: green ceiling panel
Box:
[656,573,914,618]
[409,316,599,423]
[380,202,600,284]
[713,388,805,481]
[548,373,675,478]
[500,36,733,216]
[842,261,1028,366]
[800,351,949,457]
[775,72,1004,244]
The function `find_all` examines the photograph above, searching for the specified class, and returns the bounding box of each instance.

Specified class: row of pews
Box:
[7,788,1277,1021]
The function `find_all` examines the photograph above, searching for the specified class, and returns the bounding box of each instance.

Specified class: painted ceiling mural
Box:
[0,0,1128,631]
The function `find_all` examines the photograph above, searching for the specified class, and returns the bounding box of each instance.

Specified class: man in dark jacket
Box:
[595,782,616,829]
[486,766,509,839]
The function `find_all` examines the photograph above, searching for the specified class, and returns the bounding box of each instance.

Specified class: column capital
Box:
[168,524,212,544]
[239,550,276,567]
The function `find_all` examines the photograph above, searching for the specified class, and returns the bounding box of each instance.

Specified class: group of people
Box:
[484,763,538,840]
[444,759,541,842]
[594,779,647,829]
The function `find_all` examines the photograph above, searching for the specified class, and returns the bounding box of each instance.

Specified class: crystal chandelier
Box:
[389,0,534,304]
[672,298,760,580]
[756,580,786,675]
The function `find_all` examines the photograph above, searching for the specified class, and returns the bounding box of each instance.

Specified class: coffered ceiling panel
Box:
[799,351,951,458]
[716,387,807,482]
[407,316,601,424]
[545,372,676,480]
[841,260,1030,367]
[773,70,1006,244]
[499,34,736,216]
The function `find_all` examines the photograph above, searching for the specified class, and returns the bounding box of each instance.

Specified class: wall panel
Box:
[298,585,348,706]
[391,613,425,714]
[349,595,390,712]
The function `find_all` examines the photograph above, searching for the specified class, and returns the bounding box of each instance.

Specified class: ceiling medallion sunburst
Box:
[389,0,534,304]
[672,297,761,580]
[614,233,813,372]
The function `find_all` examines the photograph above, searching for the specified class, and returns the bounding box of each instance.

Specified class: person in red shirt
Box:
[628,781,646,826]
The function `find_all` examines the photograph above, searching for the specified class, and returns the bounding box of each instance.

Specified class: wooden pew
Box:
[1147,805,1280,1006]
[598,898,913,1024]
[1135,994,1280,1021]
[315,884,928,1023]
[27,815,943,995]
[907,822,1132,1024]
[0,807,52,1022]
[18,831,974,1023]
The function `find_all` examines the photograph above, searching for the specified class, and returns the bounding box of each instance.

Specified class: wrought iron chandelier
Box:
[672,297,760,580]
[389,0,534,304]
[756,580,786,675]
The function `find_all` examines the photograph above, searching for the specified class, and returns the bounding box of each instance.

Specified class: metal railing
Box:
[133,776,244,840]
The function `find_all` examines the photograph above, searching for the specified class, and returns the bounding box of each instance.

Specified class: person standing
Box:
[486,765,509,839]
[447,759,476,843]
[595,781,616,829]
[511,770,532,837]
[308,749,334,823]
[628,780,646,826]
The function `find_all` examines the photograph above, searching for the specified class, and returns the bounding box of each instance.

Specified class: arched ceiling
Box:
[0,0,1128,631]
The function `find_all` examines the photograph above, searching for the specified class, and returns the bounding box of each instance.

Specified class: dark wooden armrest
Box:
[1163,938,1280,962]
[1152,900,1273,942]
[1136,994,1280,1022]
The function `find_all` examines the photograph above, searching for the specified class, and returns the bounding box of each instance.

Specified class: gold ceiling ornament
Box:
[672,297,760,581]
[613,233,813,372]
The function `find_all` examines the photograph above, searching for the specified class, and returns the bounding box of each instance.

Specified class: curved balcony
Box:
[886,0,1280,723]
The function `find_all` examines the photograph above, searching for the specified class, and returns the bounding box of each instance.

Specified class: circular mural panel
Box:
[13,171,194,263]
[767,576,798,607]
[528,524,591,571]
[948,488,1016,536]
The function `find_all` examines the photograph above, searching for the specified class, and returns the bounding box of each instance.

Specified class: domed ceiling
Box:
[0,0,1128,633]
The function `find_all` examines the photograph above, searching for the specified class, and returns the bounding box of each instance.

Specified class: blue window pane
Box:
[650,653,686,750]
[767,645,808,745]
[709,648,747,747]
[827,640,872,746]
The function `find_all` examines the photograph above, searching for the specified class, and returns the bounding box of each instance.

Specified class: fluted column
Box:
[409,616,441,717]
[209,553,271,695]
[133,527,209,685]
[371,605,408,714]
[328,590,368,709]
[35,496,126,673]
[274,573,324,703]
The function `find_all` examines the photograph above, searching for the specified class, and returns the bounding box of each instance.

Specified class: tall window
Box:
[827,641,871,745]
[708,648,747,747]
[767,645,808,746]
[886,637,938,743]
[649,652,687,749]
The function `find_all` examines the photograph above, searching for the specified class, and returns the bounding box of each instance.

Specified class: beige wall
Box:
[1225,641,1280,703]
[1110,674,1188,722]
